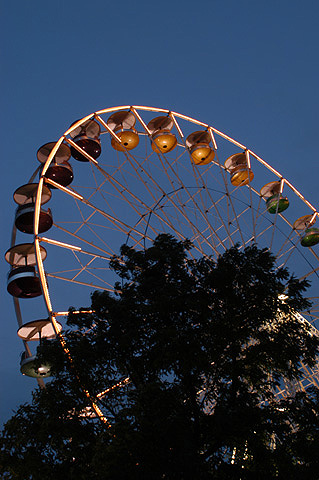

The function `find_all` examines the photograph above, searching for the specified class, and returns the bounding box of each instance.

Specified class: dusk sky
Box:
[1,0,319,424]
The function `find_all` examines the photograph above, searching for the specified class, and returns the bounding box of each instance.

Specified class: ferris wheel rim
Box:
[31,106,319,319]
[8,104,319,414]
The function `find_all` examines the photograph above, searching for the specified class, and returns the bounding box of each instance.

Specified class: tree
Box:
[1,234,319,479]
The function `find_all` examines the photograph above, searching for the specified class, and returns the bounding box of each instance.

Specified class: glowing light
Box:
[97,377,130,398]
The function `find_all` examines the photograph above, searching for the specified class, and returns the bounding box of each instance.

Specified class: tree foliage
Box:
[1,235,319,479]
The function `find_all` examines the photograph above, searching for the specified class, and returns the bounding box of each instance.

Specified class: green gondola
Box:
[20,354,52,378]
[266,194,289,214]
[301,227,319,247]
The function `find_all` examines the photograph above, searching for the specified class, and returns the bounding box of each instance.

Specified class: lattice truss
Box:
[7,106,319,422]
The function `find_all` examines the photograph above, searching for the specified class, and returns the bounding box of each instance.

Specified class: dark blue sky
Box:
[1,0,319,424]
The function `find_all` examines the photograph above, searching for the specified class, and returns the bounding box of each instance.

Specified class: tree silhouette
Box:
[1,235,319,479]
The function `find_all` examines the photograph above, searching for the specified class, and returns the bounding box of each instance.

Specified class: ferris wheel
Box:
[5,105,319,421]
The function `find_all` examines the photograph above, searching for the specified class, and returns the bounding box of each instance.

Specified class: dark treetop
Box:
[1,235,319,479]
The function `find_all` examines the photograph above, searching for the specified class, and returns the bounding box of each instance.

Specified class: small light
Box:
[278,294,288,301]
[37,366,49,375]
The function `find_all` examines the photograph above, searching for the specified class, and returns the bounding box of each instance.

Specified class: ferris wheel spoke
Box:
[52,223,120,258]
[166,193,221,255]
[277,240,319,281]
[188,163,234,249]
[302,313,319,326]
[94,160,170,222]
[144,193,188,241]
[80,266,117,290]
[268,208,286,254]
[47,273,115,292]
[38,236,112,260]
[214,151,248,249]
[153,154,211,239]
[64,138,99,165]
[305,297,319,302]
[168,146,190,169]
[48,268,88,275]
[233,187,258,241]
[299,362,319,389]
[122,149,221,256]
[253,223,275,244]
[299,266,319,282]
[199,187,236,249]
[296,255,319,284]
[73,207,97,236]
[84,191,152,242]
[160,161,228,252]
[307,246,319,265]
[109,151,183,240]
[251,195,265,232]
[273,228,297,259]
[70,253,97,281]
[81,161,109,202]
[178,185,222,251]
[275,244,297,269]
[45,177,148,242]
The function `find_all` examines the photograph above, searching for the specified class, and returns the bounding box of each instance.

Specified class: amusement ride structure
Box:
[5,105,319,423]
